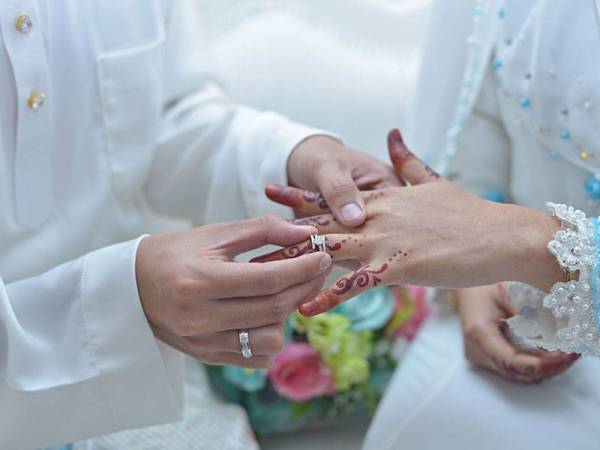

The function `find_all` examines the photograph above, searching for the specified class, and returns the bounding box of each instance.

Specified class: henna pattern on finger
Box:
[293,215,332,227]
[388,129,441,180]
[303,191,329,210]
[250,240,314,263]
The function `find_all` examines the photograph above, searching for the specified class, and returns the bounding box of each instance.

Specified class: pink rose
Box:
[393,285,430,341]
[268,343,335,401]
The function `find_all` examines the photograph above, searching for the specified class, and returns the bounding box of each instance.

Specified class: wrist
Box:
[498,204,563,291]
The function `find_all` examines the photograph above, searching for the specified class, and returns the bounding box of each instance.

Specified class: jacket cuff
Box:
[81,236,183,430]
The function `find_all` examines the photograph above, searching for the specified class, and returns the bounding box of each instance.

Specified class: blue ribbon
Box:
[592,218,600,330]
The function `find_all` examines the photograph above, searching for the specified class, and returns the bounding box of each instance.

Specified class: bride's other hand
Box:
[457,284,579,383]
[257,129,563,316]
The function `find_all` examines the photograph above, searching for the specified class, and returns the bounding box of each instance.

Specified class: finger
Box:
[299,260,392,316]
[387,128,443,185]
[291,214,349,234]
[204,352,275,369]
[208,251,331,298]
[314,169,367,227]
[475,324,544,382]
[185,323,285,356]
[266,184,331,215]
[496,283,519,316]
[152,327,275,369]
[250,234,371,264]
[214,215,318,257]
[215,273,327,330]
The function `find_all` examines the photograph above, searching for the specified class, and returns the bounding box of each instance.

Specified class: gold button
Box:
[27,91,46,110]
[15,14,33,34]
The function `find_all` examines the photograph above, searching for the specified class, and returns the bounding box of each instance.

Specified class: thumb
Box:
[387,129,443,185]
[317,171,366,227]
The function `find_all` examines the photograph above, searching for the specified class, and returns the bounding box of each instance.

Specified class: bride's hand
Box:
[457,284,579,383]
[254,129,563,316]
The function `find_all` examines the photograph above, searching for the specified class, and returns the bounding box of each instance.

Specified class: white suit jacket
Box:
[0,1,326,448]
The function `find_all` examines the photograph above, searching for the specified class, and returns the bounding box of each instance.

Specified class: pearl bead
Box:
[573,295,581,304]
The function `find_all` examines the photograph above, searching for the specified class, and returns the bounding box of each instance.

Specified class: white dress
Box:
[366,0,600,448]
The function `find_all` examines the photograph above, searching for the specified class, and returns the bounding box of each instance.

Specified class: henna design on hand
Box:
[331,262,389,295]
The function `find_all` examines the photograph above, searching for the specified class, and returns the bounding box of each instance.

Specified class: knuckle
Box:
[269,302,289,322]
[264,330,285,353]
[324,177,355,200]
[173,276,197,299]
[463,323,485,343]
[264,271,285,293]
[260,214,281,228]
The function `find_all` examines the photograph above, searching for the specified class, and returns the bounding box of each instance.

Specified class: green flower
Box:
[303,312,351,355]
[324,331,373,390]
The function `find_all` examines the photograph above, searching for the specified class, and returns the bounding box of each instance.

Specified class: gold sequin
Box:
[15,14,32,34]
[27,91,46,110]
[580,151,590,161]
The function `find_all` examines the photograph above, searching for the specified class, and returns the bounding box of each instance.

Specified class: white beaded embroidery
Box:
[507,203,600,355]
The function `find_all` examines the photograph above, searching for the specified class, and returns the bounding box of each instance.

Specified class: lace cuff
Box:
[507,203,600,356]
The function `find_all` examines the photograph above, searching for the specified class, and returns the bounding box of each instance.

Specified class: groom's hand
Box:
[282,135,403,227]
[136,216,331,368]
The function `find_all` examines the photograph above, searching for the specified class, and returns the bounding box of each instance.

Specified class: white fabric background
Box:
[191,2,433,449]
[194,0,432,159]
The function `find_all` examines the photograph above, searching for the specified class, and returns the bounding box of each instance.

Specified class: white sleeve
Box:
[145,0,338,224]
[451,64,512,200]
[0,238,183,450]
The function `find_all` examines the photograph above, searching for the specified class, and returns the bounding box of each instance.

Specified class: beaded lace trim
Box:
[506,204,600,355]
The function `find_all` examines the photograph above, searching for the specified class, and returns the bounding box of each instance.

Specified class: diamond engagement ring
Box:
[310,234,327,253]
[239,330,253,359]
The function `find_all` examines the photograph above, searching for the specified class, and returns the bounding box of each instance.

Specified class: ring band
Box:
[311,234,327,253]
[239,330,253,359]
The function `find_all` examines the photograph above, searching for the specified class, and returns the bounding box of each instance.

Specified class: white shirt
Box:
[0,1,324,448]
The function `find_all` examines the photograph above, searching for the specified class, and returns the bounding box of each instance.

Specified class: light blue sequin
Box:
[585,175,600,201]
[497,8,506,18]
[560,130,571,140]
[519,97,531,108]
[592,218,600,329]
[491,58,503,69]
[482,188,506,203]
[549,149,559,159]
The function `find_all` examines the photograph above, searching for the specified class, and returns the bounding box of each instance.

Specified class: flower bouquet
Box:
[206,285,430,435]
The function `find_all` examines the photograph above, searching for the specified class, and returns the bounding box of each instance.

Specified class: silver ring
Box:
[310,234,327,253]
[239,330,253,359]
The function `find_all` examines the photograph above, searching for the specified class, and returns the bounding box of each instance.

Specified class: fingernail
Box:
[265,184,285,199]
[299,300,320,316]
[340,202,363,223]
[390,128,404,143]
[319,254,332,272]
